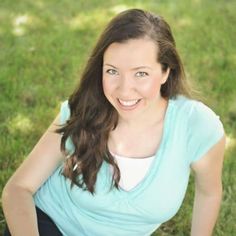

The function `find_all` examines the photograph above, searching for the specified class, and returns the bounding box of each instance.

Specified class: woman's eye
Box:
[136,71,148,77]
[106,69,118,75]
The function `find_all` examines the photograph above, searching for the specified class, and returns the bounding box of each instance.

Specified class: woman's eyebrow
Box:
[103,63,117,68]
[131,66,153,71]
[103,63,152,70]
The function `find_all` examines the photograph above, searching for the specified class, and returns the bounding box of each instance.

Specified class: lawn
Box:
[0,0,235,235]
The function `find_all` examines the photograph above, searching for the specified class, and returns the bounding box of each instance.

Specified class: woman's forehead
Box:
[103,39,159,67]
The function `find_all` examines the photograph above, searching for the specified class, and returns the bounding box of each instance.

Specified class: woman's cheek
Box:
[139,79,162,98]
[102,78,117,97]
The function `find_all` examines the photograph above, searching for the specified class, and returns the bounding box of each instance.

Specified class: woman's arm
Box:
[190,135,226,236]
[2,114,64,236]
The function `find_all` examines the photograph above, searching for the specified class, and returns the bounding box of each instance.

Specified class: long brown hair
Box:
[56,9,192,194]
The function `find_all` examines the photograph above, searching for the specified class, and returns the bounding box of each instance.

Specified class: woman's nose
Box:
[118,75,134,95]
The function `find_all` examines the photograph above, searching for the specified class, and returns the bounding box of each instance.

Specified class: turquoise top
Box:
[34,95,224,236]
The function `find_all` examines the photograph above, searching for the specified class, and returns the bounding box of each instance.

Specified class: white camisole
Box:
[110,154,156,191]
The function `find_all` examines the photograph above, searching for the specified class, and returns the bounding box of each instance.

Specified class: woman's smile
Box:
[117,98,141,110]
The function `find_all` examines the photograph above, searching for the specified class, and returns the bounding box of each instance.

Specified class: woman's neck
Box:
[117,97,169,130]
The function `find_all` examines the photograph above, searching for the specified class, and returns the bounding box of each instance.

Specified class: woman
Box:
[2,9,225,236]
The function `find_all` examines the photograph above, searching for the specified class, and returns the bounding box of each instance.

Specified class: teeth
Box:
[118,99,139,106]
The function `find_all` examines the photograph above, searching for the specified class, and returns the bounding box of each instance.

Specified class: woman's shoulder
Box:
[169,95,225,164]
[170,95,224,137]
[171,95,217,118]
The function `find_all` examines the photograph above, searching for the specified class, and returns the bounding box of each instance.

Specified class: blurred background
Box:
[0,0,235,235]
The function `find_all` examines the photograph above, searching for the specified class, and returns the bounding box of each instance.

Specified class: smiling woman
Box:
[102,38,169,121]
[2,8,225,236]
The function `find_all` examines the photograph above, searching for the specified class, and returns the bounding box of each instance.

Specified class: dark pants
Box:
[3,206,62,236]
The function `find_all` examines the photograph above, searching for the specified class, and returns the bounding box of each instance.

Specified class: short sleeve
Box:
[59,100,75,154]
[60,100,71,125]
[187,101,225,164]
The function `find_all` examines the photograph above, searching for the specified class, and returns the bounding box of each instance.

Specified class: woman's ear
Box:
[161,67,170,84]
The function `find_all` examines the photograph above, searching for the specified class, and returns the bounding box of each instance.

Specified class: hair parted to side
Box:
[56,9,192,194]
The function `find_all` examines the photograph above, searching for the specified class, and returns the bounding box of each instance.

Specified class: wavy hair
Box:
[56,9,192,194]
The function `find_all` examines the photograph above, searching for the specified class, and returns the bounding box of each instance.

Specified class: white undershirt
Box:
[110,153,156,191]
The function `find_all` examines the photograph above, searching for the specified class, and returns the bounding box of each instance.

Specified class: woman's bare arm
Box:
[190,135,226,236]
[2,113,64,236]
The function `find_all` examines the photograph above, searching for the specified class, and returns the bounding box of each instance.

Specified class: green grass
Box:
[0,0,235,235]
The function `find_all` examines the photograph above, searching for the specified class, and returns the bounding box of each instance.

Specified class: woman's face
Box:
[102,38,169,121]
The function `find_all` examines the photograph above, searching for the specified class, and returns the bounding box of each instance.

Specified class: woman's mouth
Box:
[117,98,141,109]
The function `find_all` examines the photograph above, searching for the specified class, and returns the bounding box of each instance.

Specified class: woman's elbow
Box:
[2,182,33,206]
